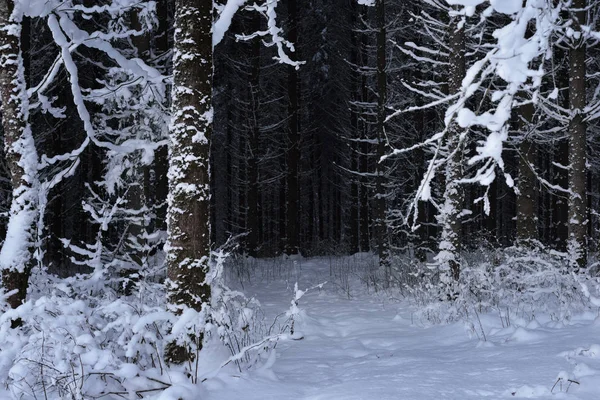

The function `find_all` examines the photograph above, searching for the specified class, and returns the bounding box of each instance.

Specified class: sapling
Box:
[286,281,326,340]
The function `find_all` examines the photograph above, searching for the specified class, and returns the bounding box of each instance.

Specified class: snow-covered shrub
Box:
[283,281,326,340]
[207,251,273,371]
[0,250,287,399]
[408,245,592,326]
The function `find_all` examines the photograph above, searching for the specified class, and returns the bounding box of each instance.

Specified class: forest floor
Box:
[203,256,600,400]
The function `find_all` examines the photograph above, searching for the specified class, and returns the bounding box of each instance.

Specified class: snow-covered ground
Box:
[205,256,600,400]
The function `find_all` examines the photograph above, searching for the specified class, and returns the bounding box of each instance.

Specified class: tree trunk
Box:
[516,102,538,244]
[154,0,171,233]
[246,12,261,257]
[125,10,152,273]
[567,0,587,271]
[0,1,38,318]
[437,11,465,282]
[374,0,390,280]
[359,10,370,253]
[166,0,212,363]
[286,0,300,255]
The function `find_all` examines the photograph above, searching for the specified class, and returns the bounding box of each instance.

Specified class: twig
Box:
[551,377,561,393]
[473,308,487,342]
[566,379,580,392]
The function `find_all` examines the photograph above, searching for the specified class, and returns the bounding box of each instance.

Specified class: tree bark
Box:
[347,0,360,254]
[567,0,587,271]
[153,0,171,233]
[437,11,465,282]
[0,0,38,317]
[286,0,300,255]
[166,0,212,363]
[125,9,152,273]
[359,8,370,253]
[516,102,538,244]
[374,0,390,279]
[246,12,261,257]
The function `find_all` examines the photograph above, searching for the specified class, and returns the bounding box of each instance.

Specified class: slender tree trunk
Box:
[279,172,286,253]
[552,43,569,251]
[516,102,538,244]
[0,1,38,317]
[491,181,499,239]
[317,163,324,243]
[374,0,390,279]
[154,0,171,233]
[437,11,465,282]
[413,65,430,261]
[359,137,370,252]
[125,10,152,273]
[359,12,370,253]
[567,0,587,270]
[238,129,247,241]
[515,12,537,247]
[306,152,315,252]
[226,92,234,237]
[286,0,300,255]
[246,12,261,257]
[348,7,360,253]
[166,0,212,363]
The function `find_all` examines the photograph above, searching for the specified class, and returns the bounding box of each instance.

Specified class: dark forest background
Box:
[4,0,600,280]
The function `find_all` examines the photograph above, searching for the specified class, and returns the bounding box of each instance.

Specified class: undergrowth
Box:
[0,250,307,400]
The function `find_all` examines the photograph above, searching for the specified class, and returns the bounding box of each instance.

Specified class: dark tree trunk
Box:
[567,0,587,270]
[553,42,569,251]
[438,10,465,282]
[246,12,261,257]
[347,0,360,254]
[374,0,390,279]
[154,0,170,232]
[516,102,538,244]
[359,13,370,253]
[166,0,212,363]
[0,1,38,317]
[126,10,152,271]
[486,179,498,243]
[238,128,247,241]
[286,0,300,255]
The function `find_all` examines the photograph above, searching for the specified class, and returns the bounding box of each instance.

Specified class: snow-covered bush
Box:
[283,281,326,340]
[0,250,287,399]
[407,246,593,327]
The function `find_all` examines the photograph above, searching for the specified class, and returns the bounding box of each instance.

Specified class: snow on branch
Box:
[42,3,165,159]
[215,0,304,68]
[446,1,558,184]
[213,0,248,47]
[381,1,564,229]
[390,1,561,193]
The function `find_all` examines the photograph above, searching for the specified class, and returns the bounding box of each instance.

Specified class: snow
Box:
[490,0,522,15]
[213,0,248,47]
[447,0,522,15]
[200,257,600,400]
[213,0,302,68]
[2,255,600,399]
